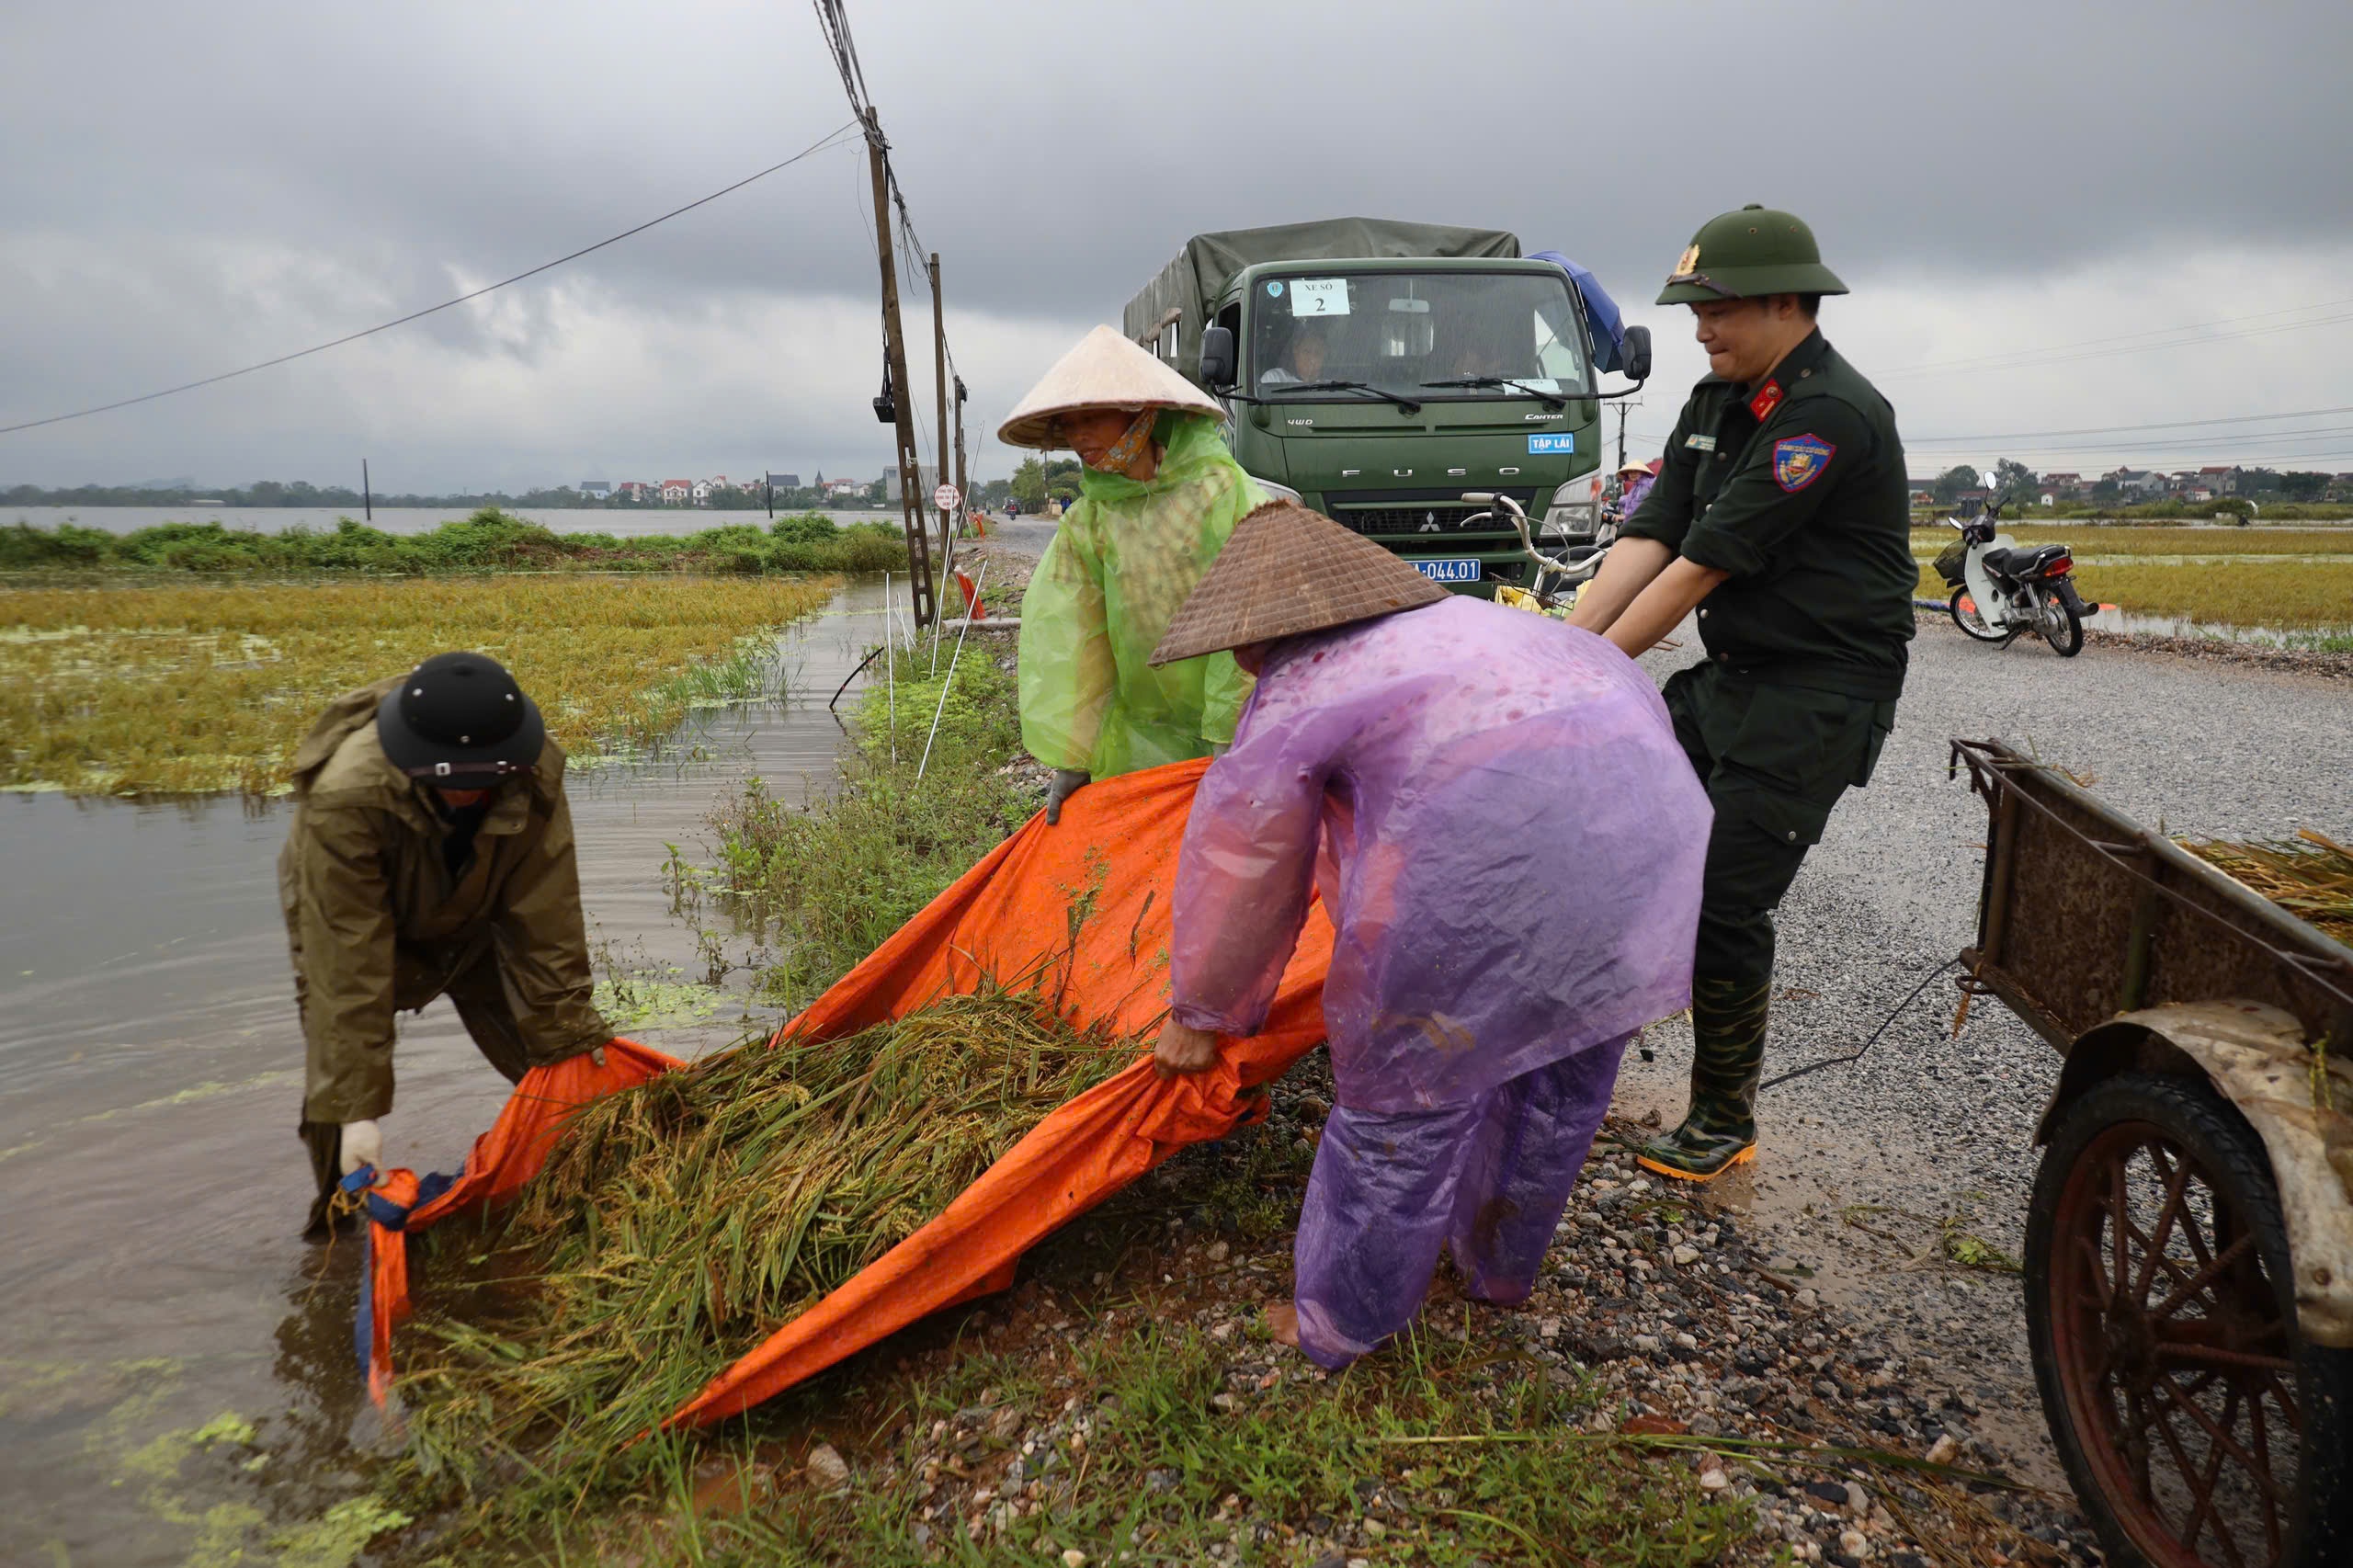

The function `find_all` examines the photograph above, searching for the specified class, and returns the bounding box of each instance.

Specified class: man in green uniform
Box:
[1567,205,1914,1181]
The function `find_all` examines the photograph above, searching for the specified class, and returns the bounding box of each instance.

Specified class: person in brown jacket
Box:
[281,651,614,1235]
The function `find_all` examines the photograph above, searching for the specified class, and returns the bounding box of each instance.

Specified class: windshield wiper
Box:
[1272,379,1423,414]
[1418,375,1568,412]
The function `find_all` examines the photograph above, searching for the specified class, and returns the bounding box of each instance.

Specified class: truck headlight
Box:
[1542,478,1602,538]
[1256,480,1303,506]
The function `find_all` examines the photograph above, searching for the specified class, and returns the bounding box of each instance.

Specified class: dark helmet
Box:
[375,651,545,782]
[1656,204,1848,305]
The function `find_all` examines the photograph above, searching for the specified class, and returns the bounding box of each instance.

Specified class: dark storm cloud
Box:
[2,0,2347,486]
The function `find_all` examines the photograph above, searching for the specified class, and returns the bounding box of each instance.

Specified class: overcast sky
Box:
[5,0,2350,493]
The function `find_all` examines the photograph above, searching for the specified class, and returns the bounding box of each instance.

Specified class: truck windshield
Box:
[1252,271,1589,402]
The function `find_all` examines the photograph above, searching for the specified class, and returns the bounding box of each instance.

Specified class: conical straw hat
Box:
[1148,500,1447,666]
[998,324,1226,449]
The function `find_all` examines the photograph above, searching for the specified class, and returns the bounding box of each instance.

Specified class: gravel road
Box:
[1617,614,2353,1493]
[980,521,2353,1516]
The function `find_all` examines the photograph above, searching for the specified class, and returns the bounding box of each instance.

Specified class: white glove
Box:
[339,1119,382,1177]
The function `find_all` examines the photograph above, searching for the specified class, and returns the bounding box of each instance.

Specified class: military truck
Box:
[1123,218,1648,595]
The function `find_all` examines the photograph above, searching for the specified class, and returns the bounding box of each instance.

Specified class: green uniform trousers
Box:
[1662,662,1894,993]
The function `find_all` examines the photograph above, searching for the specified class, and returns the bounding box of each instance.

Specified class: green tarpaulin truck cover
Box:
[1124,218,1519,387]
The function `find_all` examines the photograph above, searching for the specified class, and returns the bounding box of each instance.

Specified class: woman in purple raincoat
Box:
[1145,501,1710,1368]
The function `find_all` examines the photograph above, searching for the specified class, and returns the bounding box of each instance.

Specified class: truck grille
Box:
[1326,487,1541,539]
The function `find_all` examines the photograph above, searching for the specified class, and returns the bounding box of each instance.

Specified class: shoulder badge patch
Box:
[1772,434,1835,493]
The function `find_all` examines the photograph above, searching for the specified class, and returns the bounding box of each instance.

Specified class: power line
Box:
[1901,403,2353,445]
[1881,298,2353,381]
[0,120,863,438]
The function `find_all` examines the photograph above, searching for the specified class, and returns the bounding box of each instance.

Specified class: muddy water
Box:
[0,579,891,1566]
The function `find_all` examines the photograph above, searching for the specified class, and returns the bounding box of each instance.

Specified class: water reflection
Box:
[0,579,887,1565]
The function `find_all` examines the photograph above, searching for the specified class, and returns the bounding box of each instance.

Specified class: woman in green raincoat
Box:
[1001,325,1265,822]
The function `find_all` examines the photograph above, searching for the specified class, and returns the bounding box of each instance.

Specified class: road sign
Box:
[933,483,961,512]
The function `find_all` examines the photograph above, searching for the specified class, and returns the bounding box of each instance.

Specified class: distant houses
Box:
[576,472,888,506]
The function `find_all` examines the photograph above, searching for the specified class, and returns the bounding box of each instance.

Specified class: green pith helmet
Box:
[1656,204,1848,305]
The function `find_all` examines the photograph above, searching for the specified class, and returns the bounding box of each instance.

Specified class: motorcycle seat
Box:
[1982,544,2064,576]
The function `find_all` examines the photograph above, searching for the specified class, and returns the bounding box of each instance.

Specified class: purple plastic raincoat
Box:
[1171,595,1709,1112]
[1167,595,1710,1366]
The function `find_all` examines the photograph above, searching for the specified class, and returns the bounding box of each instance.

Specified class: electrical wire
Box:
[0,120,862,438]
[1903,403,2353,445]
[1881,299,2353,381]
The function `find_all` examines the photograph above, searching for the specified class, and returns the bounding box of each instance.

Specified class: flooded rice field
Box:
[0,579,888,1566]
[6,504,892,539]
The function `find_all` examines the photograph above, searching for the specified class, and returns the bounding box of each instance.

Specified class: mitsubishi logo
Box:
[1420,512,1440,532]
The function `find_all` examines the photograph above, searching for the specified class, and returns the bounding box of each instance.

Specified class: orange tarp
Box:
[362,1040,682,1398]
[665,758,1332,1427]
[362,759,1332,1423]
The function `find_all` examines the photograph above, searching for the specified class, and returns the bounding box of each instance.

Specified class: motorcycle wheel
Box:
[1949,585,2008,642]
[2035,582,2084,656]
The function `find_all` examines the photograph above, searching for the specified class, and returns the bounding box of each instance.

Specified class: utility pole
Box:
[765,474,774,519]
[362,459,372,521]
[929,252,951,578]
[952,374,969,542]
[1613,402,1632,473]
[867,108,935,627]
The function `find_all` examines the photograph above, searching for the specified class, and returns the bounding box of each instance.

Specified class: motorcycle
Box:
[1937,471,2095,657]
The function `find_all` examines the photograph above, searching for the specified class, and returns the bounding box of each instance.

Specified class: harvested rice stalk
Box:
[2182,829,2353,945]
[399,988,1139,1475]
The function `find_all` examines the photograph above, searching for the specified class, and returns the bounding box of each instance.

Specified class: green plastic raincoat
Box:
[1017,414,1262,777]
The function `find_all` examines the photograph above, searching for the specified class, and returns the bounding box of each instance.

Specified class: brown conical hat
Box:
[997,324,1226,449]
[1148,500,1448,666]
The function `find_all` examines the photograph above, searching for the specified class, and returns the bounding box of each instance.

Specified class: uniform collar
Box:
[1739,328,1831,420]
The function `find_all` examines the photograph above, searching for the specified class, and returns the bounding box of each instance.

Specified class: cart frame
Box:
[1951,736,2353,1342]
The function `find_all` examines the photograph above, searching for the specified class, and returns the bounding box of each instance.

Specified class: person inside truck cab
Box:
[1259,315,1333,386]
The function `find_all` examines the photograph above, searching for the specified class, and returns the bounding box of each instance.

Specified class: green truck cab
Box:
[1123,219,1647,595]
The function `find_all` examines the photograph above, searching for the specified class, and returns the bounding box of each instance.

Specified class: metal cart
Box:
[1951,738,2353,1568]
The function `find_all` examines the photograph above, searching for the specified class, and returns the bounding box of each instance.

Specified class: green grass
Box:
[1909,524,2353,559]
[1915,557,2353,634]
[640,1317,1743,1567]
[1,574,837,793]
[710,643,1037,1013]
[0,506,911,576]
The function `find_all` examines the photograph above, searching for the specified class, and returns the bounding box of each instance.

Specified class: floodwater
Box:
[6,505,892,539]
[0,579,891,1566]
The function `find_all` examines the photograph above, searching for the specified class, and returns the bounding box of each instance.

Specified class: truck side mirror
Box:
[1199,324,1236,392]
[1619,324,1652,382]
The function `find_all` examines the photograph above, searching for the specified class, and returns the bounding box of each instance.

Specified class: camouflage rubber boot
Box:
[1638,979,1771,1181]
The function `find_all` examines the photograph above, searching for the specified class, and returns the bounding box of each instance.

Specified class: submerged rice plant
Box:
[0,574,836,793]
[399,988,1140,1491]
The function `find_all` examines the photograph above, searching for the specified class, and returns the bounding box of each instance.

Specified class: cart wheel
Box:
[2026,1072,2353,1567]
[1949,585,2008,642]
